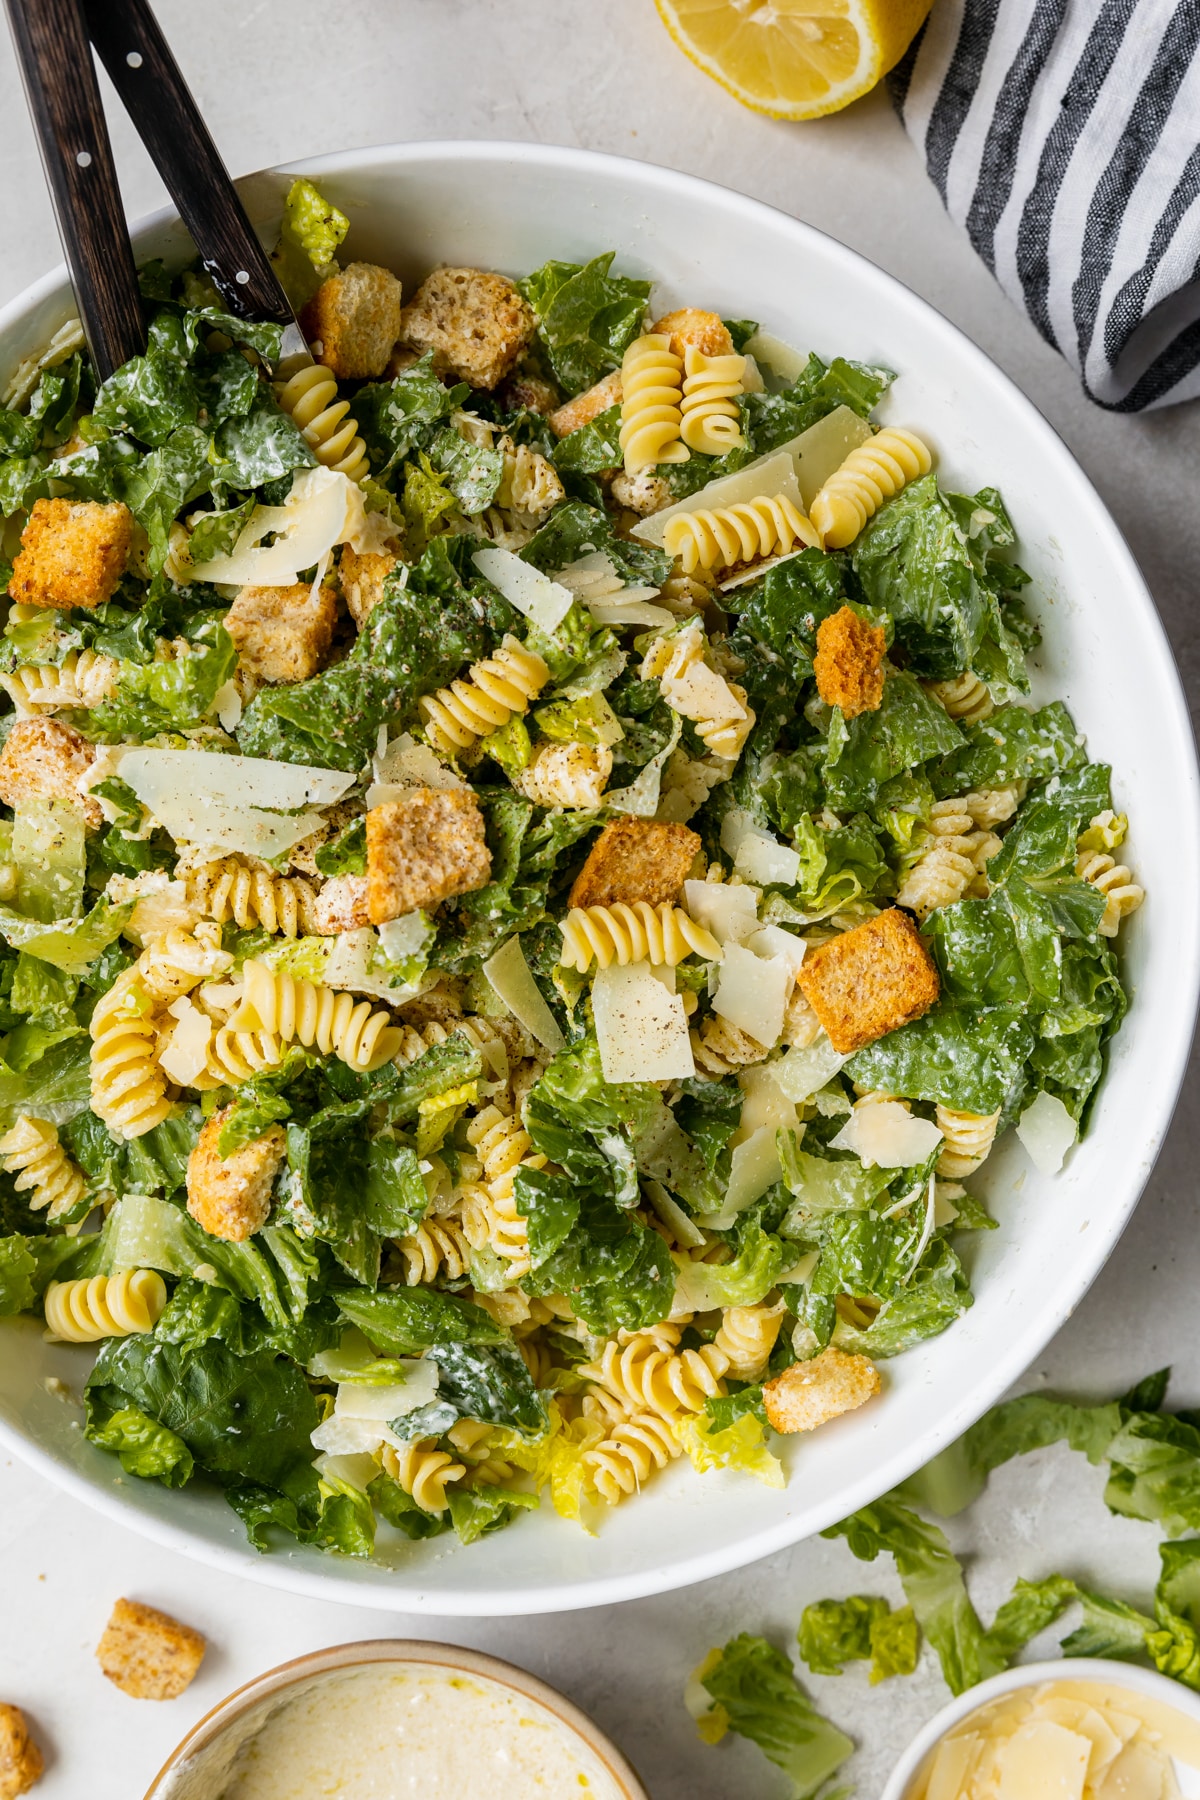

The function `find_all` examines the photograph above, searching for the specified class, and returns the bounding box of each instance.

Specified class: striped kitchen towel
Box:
[890,0,1200,412]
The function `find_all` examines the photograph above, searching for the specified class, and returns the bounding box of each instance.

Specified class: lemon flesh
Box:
[654,0,934,121]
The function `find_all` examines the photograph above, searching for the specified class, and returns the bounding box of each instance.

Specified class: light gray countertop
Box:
[0,3,1197,1794]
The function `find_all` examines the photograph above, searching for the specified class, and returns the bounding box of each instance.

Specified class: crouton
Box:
[762,1345,881,1434]
[300,261,402,380]
[186,1109,284,1243]
[0,717,100,827]
[96,1598,206,1701]
[311,874,371,934]
[548,369,623,439]
[796,907,940,1055]
[8,497,133,611]
[652,308,735,360]
[367,787,491,922]
[611,469,672,516]
[569,818,701,910]
[224,582,337,683]
[813,606,886,719]
[339,546,397,629]
[0,1705,42,1799]
[399,268,536,390]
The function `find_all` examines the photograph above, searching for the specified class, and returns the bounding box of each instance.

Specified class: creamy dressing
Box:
[215,1665,626,1800]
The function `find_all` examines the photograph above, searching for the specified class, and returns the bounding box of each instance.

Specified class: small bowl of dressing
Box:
[882,1657,1200,1799]
[145,1639,649,1800]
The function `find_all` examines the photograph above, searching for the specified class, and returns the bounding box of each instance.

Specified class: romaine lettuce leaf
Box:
[447,1482,539,1545]
[523,1186,674,1333]
[672,1412,784,1489]
[743,353,892,455]
[354,354,468,481]
[393,1341,548,1441]
[932,700,1086,798]
[426,424,505,514]
[519,254,650,397]
[335,1285,504,1355]
[519,498,672,587]
[549,404,622,474]
[84,1400,194,1486]
[797,1593,888,1676]
[845,1005,1035,1116]
[822,671,963,811]
[830,1239,972,1359]
[688,1633,854,1798]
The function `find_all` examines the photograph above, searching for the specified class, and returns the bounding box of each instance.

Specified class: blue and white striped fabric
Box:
[890,0,1200,412]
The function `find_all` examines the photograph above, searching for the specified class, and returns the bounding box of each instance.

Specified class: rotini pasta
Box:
[445,1418,518,1487]
[679,347,746,456]
[417,635,549,755]
[641,620,755,760]
[1,648,119,713]
[584,1406,682,1504]
[662,492,819,577]
[925,670,994,725]
[809,427,933,548]
[935,1105,1001,1178]
[1076,812,1144,936]
[581,1324,728,1420]
[558,902,721,973]
[496,438,565,522]
[515,740,612,810]
[714,1300,787,1381]
[274,362,369,484]
[202,1024,288,1087]
[137,922,232,1005]
[89,970,174,1141]
[895,804,1003,921]
[184,856,319,938]
[43,1269,167,1343]
[0,1118,85,1222]
[231,961,403,1073]
[657,563,714,616]
[394,1216,472,1284]
[382,1439,465,1513]
[619,333,689,473]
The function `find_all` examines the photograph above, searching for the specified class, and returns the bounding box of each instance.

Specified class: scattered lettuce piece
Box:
[688,1634,854,1799]
[519,253,650,397]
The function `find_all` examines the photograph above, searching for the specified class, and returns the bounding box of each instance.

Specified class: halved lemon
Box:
[653,0,934,121]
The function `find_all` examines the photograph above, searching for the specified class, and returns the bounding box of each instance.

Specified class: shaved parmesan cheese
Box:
[372,731,466,795]
[472,546,573,633]
[992,1721,1091,1799]
[778,1249,819,1287]
[483,935,565,1054]
[588,600,677,629]
[832,1100,943,1169]
[742,331,808,383]
[323,926,426,1005]
[312,1452,381,1493]
[788,407,875,510]
[113,748,354,857]
[310,1360,440,1456]
[105,873,196,945]
[746,924,806,983]
[157,997,213,1087]
[712,941,790,1048]
[698,1125,784,1229]
[190,467,360,586]
[661,656,747,731]
[773,1034,846,1104]
[721,808,801,886]
[213,680,242,732]
[644,1179,707,1250]
[631,452,799,548]
[591,962,694,1083]
[1017,1090,1077,1174]
[683,878,760,945]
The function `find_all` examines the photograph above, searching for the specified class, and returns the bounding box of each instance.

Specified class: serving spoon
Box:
[2,0,308,379]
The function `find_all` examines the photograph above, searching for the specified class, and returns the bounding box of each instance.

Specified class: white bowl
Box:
[881,1657,1200,1798]
[0,141,1196,1616]
[145,1639,649,1799]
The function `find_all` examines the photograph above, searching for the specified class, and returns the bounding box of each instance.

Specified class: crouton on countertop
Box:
[813,606,887,719]
[339,546,397,629]
[300,261,402,380]
[367,786,491,923]
[568,818,701,911]
[310,873,371,935]
[95,1598,206,1701]
[0,1705,42,1800]
[224,582,337,684]
[652,309,735,360]
[9,498,133,611]
[186,1109,284,1244]
[399,268,536,390]
[548,369,623,439]
[796,907,940,1055]
[763,1346,881,1434]
[0,716,100,828]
